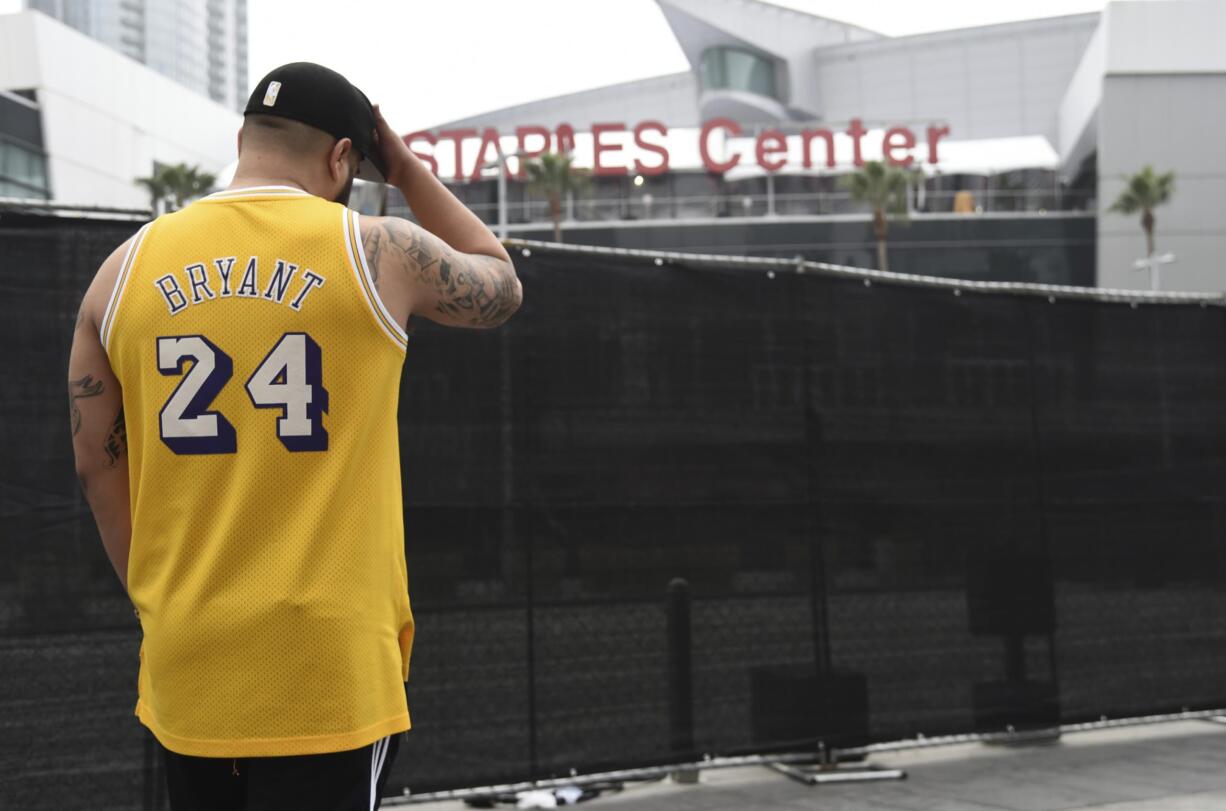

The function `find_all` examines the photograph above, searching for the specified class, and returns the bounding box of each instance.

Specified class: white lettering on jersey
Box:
[155,274,189,315]
[156,257,326,314]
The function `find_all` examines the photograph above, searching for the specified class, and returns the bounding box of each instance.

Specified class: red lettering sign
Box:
[555,123,576,155]
[633,121,669,176]
[403,131,438,176]
[515,125,551,178]
[845,118,867,168]
[801,128,835,169]
[438,128,477,182]
[700,118,742,173]
[755,129,788,172]
[591,122,628,177]
[405,118,949,180]
[883,127,916,167]
[926,125,950,165]
[469,128,506,182]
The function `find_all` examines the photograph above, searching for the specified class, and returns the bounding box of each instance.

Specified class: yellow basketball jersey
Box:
[103,185,414,757]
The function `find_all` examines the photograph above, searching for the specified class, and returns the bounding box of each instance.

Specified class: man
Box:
[67,62,522,809]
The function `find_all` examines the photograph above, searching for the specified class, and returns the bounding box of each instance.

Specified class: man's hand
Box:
[372,103,424,190]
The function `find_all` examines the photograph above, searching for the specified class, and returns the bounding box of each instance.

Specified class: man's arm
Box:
[68,240,133,592]
[359,104,522,331]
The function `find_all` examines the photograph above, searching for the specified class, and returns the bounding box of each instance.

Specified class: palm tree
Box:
[1108,165,1175,258]
[843,161,909,272]
[523,151,589,243]
[134,172,168,215]
[135,162,217,214]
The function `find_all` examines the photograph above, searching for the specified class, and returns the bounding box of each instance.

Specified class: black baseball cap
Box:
[244,62,387,182]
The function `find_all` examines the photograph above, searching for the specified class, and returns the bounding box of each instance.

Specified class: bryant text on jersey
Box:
[153,257,326,316]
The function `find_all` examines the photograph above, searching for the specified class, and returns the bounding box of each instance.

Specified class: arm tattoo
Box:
[103,408,127,467]
[364,218,520,328]
[68,374,105,436]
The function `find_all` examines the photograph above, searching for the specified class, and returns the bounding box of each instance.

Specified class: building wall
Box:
[1055,18,1105,174]
[808,14,1099,143]
[0,11,240,208]
[430,11,1099,145]
[1094,0,1226,292]
[1097,74,1226,292]
[431,71,701,133]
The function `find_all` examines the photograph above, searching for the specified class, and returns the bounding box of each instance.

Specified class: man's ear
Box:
[329,138,354,182]
[236,125,243,155]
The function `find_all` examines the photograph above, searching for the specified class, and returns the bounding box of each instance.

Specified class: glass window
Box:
[0,179,45,200]
[699,47,779,100]
[0,140,49,195]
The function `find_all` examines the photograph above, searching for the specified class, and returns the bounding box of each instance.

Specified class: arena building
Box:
[408,0,1225,292]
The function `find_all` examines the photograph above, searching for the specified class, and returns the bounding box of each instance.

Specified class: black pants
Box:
[158,731,402,810]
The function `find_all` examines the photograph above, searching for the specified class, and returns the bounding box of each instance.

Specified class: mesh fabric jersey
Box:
[103,185,414,757]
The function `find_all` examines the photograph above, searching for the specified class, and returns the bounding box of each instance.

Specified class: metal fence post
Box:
[667,577,695,777]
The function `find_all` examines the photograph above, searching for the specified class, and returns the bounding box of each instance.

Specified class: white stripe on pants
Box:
[370,735,389,810]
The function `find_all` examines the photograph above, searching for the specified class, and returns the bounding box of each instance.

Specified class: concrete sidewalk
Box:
[400,719,1226,810]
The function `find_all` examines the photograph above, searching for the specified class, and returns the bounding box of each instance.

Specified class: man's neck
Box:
[227,174,310,193]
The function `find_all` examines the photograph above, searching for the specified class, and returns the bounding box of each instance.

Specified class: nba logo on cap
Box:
[263,81,281,107]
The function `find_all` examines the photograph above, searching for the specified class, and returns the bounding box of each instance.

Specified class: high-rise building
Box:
[24,0,247,111]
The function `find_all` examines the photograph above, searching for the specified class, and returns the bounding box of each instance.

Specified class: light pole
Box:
[1133,252,1176,291]
[479,142,530,240]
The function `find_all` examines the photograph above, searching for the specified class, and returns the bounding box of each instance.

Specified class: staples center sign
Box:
[404,118,951,182]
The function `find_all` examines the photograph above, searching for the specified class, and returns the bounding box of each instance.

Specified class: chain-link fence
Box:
[4,212,1226,809]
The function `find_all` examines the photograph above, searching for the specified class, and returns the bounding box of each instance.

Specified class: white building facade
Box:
[0,10,240,209]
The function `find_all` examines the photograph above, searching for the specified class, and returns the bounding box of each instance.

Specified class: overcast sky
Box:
[5,0,1111,131]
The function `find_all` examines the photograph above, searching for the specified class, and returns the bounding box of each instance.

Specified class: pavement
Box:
[396,719,1226,811]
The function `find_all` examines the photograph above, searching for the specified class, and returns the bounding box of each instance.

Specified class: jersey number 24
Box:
[156,333,328,454]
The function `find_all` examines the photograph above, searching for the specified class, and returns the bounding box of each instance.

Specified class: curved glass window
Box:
[699,47,779,100]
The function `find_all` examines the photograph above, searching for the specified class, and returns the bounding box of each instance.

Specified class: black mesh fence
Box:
[4,213,1226,809]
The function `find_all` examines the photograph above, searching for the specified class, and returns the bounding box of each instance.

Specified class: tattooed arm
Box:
[360,104,522,331]
[360,215,521,330]
[68,237,133,591]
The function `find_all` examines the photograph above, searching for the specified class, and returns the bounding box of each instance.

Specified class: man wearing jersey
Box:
[67,62,522,810]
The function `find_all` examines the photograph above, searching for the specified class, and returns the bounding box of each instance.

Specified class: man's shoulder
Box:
[77,225,146,335]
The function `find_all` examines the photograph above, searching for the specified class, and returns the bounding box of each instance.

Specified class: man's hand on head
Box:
[372,104,421,190]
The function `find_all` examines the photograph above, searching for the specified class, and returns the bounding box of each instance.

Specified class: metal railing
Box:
[0,196,151,220]
[426,188,1095,229]
[502,239,1223,304]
